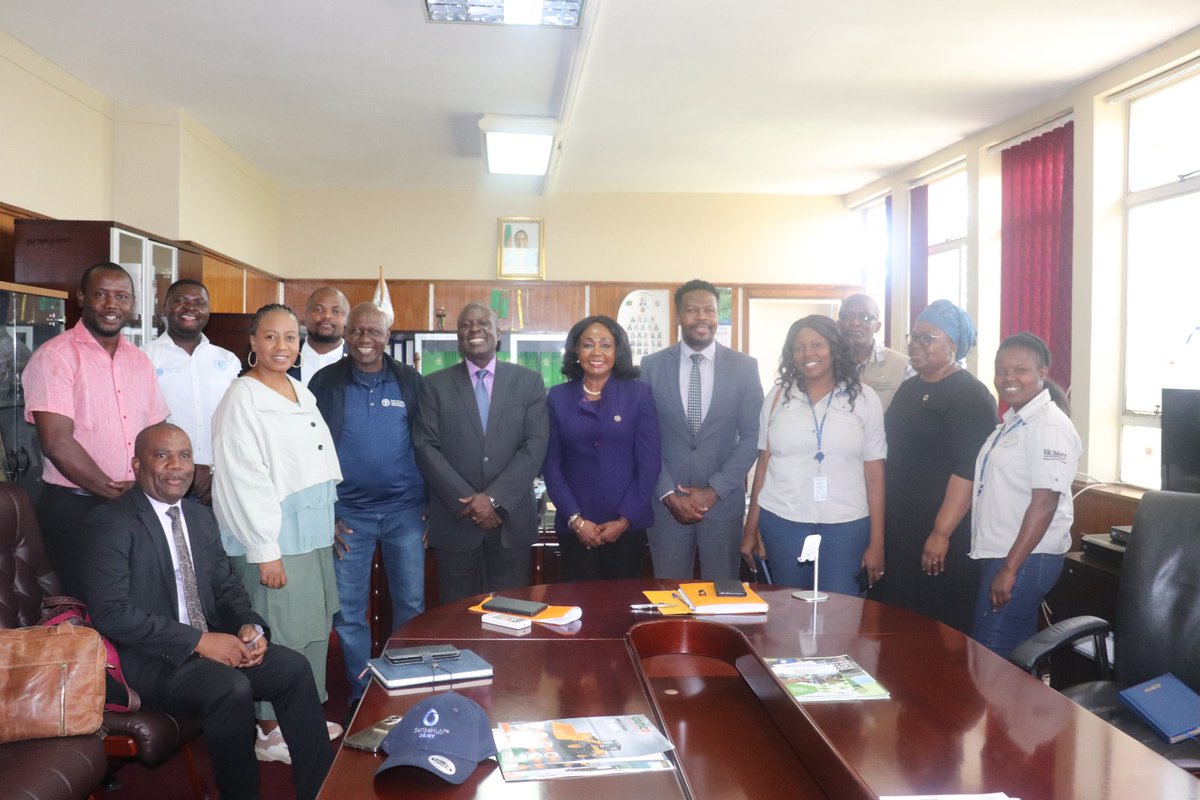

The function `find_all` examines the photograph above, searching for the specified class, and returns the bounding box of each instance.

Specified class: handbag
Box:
[39,596,141,713]
[0,623,106,743]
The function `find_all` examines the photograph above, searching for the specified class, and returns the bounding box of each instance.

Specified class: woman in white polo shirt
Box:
[740,315,886,594]
[969,332,1081,658]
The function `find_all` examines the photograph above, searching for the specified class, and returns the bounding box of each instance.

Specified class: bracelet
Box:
[567,513,582,532]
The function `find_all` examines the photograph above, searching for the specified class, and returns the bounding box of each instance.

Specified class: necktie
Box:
[166,506,208,632]
[475,368,491,433]
[687,353,703,435]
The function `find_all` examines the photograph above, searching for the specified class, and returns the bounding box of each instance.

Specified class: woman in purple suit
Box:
[543,316,661,581]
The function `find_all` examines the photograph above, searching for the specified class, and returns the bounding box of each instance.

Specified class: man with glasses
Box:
[309,303,427,713]
[837,293,911,411]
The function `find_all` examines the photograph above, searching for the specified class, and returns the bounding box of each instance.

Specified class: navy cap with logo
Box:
[375,691,497,784]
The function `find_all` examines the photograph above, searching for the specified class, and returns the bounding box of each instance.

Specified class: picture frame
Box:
[497,217,545,280]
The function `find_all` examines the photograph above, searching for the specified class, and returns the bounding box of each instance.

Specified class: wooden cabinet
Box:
[14,220,198,346]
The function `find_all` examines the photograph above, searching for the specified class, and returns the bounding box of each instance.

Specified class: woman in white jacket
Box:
[213,303,343,761]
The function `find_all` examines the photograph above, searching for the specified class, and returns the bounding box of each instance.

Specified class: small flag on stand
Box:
[372,266,394,327]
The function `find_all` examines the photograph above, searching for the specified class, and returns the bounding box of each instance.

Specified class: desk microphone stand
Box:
[793,534,828,602]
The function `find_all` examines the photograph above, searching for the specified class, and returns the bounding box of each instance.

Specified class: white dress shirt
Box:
[144,492,200,627]
[299,339,346,386]
[143,333,240,466]
[677,340,717,424]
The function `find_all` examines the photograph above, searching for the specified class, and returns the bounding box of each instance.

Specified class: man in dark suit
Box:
[80,423,333,800]
[640,279,763,580]
[413,302,549,603]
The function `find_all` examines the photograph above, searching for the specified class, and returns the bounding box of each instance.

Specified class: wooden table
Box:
[319,580,1200,799]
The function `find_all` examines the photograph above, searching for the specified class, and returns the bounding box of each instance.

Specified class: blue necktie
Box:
[475,368,490,432]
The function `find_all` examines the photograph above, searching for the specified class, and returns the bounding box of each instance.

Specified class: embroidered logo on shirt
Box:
[1043,448,1067,463]
[380,398,406,408]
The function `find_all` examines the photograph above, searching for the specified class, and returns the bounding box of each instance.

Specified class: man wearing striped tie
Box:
[80,423,333,800]
[640,280,763,580]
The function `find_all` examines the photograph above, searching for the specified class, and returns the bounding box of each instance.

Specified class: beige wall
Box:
[279,187,857,284]
[0,30,114,220]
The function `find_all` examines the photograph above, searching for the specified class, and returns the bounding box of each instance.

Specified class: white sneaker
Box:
[254,725,291,764]
[326,720,343,741]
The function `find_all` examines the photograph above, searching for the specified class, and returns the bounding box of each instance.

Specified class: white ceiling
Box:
[2,1,1199,196]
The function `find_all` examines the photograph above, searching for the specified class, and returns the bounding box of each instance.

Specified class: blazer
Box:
[80,490,267,688]
[640,342,763,522]
[308,353,424,444]
[542,378,661,532]
[412,360,549,551]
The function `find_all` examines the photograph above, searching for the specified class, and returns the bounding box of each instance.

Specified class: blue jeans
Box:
[333,504,425,702]
[758,509,870,595]
[971,552,1064,659]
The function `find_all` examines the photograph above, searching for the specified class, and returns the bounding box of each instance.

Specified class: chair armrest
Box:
[1009,615,1111,677]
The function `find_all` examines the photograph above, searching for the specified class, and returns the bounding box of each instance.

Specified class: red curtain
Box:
[908,184,929,330]
[1001,122,1074,391]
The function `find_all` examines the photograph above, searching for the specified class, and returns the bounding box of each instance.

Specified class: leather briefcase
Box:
[0,623,106,743]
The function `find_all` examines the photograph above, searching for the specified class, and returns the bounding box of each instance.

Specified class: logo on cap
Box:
[423,709,440,727]
[428,755,457,776]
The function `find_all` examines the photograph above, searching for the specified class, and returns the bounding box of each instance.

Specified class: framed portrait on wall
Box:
[497,217,545,280]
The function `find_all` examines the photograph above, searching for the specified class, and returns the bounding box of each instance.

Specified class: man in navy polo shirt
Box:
[309,303,426,710]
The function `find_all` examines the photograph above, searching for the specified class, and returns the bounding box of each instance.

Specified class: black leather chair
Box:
[1010,490,1200,769]
[0,482,107,800]
[0,483,207,799]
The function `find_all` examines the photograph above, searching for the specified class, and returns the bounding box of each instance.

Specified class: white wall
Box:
[278,188,857,285]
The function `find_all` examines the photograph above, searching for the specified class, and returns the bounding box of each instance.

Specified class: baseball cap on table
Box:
[376,692,497,784]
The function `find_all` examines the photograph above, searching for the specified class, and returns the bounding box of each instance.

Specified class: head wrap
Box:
[915,299,976,360]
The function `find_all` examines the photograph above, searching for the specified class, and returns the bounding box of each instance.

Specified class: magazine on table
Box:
[766,654,890,702]
[492,714,675,781]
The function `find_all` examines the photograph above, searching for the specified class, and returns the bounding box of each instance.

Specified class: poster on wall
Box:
[617,289,670,366]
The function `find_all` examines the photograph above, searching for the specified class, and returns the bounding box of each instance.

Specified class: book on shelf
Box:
[766,654,890,702]
[366,648,493,690]
[675,581,768,615]
[1119,672,1200,743]
[492,714,674,782]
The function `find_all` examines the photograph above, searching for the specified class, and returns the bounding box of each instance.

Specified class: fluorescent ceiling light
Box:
[424,0,582,27]
[479,115,556,175]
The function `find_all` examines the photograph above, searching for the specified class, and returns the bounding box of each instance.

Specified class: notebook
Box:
[366,648,493,690]
[1118,672,1200,743]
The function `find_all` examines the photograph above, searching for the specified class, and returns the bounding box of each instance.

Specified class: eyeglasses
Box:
[906,332,946,348]
[838,312,877,324]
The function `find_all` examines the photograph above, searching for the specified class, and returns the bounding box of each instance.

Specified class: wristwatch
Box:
[489,496,501,509]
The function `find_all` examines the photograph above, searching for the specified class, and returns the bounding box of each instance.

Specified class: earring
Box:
[293,352,303,369]
[247,351,258,368]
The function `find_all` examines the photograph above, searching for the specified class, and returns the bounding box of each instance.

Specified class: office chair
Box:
[1009,490,1200,769]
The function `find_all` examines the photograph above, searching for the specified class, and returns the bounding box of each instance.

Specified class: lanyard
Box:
[806,390,834,468]
[976,417,1026,497]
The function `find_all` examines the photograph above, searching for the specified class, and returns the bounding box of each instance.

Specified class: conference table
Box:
[319,580,1200,799]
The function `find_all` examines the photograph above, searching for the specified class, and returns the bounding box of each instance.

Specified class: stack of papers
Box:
[492,714,674,781]
[766,655,890,702]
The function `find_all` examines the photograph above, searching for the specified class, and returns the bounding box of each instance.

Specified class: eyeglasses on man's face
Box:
[838,311,877,324]
[906,332,946,348]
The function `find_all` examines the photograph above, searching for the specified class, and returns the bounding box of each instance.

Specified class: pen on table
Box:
[629,603,673,611]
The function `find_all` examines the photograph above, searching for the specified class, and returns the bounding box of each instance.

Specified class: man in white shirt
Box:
[144,279,239,504]
[291,286,349,386]
[837,293,911,411]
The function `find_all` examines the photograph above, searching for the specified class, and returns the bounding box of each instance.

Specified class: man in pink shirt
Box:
[23,262,169,596]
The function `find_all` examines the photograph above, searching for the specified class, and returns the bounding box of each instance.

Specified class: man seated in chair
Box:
[79,422,333,800]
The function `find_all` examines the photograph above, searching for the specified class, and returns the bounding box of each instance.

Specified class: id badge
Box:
[813,475,828,502]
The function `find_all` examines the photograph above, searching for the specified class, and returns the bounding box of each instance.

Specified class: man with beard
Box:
[837,293,910,411]
[291,286,349,386]
[640,279,762,580]
[22,262,170,595]
[144,279,239,503]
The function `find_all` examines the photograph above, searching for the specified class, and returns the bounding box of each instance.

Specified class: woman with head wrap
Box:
[868,300,998,632]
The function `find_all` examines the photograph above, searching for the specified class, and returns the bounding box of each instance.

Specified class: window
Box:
[926,170,968,308]
[859,197,891,311]
[1120,71,1200,487]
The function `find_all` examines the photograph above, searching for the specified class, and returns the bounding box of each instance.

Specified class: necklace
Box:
[582,384,603,398]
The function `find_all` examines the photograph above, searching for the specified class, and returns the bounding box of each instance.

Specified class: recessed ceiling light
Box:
[479,115,557,175]
[424,0,582,27]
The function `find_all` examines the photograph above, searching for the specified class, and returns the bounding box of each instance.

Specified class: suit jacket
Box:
[412,360,549,551]
[80,490,267,689]
[640,342,763,522]
[542,378,661,531]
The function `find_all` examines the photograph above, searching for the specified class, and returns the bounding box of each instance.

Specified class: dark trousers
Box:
[135,645,333,800]
[557,527,648,581]
[434,535,531,605]
[37,484,107,599]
